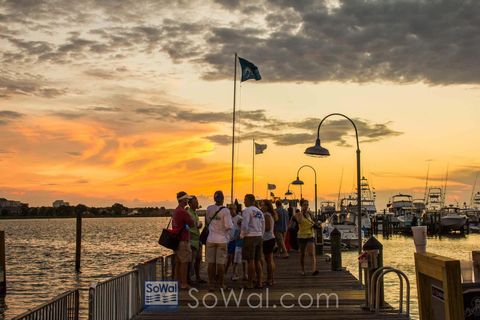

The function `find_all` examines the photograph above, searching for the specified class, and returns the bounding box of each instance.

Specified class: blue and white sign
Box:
[145,281,178,311]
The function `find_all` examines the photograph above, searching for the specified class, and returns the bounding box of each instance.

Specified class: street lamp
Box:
[304,113,363,284]
[291,165,318,217]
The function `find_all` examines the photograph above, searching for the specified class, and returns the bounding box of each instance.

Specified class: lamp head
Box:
[285,190,293,196]
[304,137,330,157]
[291,176,304,185]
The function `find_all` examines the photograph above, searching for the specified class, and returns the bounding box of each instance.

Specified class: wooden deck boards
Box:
[135,251,408,319]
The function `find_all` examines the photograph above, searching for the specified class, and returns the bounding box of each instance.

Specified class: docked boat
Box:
[388,194,417,229]
[440,205,468,231]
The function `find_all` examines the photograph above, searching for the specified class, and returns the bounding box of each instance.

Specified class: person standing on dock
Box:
[241,194,265,289]
[295,200,319,276]
[274,200,289,259]
[173,191,195,290]
[205,191,233,291]
[261,199,277,286]
[187,196,206,284]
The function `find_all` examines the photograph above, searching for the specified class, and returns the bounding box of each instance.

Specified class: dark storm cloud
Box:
[199,0,480,84]
[5,0,478,84]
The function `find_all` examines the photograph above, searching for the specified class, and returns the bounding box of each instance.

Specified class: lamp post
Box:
[291,165,318,217]
[304,113,363,285]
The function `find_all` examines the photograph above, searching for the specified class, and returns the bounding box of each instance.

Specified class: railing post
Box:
[0,231,6,296]
[362,236,384,308]
[473,251,480,283]
[330,228,342,271]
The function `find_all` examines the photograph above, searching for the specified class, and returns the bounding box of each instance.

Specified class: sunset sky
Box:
[1,0,479,209]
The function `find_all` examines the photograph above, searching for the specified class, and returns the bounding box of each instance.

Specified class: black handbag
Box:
[199,206,224,244]
[158,219,183,250]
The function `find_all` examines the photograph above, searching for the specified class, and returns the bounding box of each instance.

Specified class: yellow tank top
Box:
[298,212,315,238]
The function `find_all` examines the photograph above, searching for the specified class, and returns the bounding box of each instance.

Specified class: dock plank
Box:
[134,251,408,319]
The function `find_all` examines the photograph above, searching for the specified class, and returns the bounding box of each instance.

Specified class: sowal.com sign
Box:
[144,281,178,311]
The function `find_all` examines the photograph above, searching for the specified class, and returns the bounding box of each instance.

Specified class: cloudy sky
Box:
[1,0,479,208]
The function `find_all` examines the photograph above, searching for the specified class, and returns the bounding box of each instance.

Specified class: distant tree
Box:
[111,203,126,215]
[75,204,88,215]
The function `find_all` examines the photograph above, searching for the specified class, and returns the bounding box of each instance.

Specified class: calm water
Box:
[0,218,478,319]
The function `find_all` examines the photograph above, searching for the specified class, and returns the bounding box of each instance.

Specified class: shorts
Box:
[175,240,192,263]
[234,246,244,264]
[298,237,315,252]
[228,240,236,255]
[263,238,276,255]
[206,242,227,264]
[242,236,263,261]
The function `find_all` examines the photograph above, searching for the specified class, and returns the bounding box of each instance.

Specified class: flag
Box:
[267,183,276,190]
[239,57,261,82]
[255,143,267,155]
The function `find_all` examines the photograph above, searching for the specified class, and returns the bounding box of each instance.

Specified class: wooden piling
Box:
[0,231,5,295]
[75,210,82,273]
[473,251,480,282]
[330,228,342,271]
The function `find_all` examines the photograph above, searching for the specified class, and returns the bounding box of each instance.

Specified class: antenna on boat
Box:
[470,172,478,207]
[443,164,449,207]
[423,161,431,203]
[337,167,344,207]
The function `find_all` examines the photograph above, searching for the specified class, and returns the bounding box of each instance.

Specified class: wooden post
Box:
[75,210,82,273]
[473,251,480,282]
[315,226,324,256]
[415,252,464,319]
[331,228,342,271]
[0,231,5,296]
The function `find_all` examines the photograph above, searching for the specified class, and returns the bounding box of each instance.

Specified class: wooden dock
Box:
[134,251,408,319]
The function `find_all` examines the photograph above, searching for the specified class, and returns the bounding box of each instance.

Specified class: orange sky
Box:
[1,1,480,209]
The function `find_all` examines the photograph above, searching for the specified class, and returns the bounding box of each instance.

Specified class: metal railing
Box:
[88,271,140,320]
[134,256,164,310]
[12,289,80,320]
[369,266,410,317]
[89,255,173,320]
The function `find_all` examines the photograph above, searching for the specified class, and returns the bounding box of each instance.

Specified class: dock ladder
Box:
[369,266,410,317]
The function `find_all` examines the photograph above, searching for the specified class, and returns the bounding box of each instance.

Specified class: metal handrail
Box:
[12,289,80,320]
[89,270,140,320]
[371,267,410,316]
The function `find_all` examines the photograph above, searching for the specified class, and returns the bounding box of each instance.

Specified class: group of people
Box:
[170,190,319,291]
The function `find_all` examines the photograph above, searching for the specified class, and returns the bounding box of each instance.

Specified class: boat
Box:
[440,205,468,231]
[319,201,336,221]
[388,194,417,229]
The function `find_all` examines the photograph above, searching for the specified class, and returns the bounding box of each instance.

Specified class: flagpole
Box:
[230,53,237,205]
[252,138,255,195]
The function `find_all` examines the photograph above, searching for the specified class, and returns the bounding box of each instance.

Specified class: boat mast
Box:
[423,161,430,203]
[470,172,478,207]
[337,167,344,208]
[443,164,449,207]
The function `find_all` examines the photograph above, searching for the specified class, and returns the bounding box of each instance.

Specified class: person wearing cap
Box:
[241,194,265,289]
[172,191,195,290]
[187,196,206,284]
[205,190,233,291]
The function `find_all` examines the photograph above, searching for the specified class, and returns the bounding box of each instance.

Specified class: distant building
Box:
[0,198,28,215]
[53,200,70,208]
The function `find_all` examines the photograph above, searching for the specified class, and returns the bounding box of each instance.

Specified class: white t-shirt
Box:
[241,206,265,237]
[206,204,233,243]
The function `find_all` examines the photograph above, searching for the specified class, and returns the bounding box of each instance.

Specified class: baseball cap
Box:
[177,191,192,201]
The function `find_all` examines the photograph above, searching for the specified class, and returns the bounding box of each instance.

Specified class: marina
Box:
[1,218,480,319]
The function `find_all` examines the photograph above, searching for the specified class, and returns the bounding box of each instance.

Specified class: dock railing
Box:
[88,254,174,320]
[12,289,80,320]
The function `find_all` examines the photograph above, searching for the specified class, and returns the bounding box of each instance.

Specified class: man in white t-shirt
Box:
[241,194,265,289]
[205,190,233,291]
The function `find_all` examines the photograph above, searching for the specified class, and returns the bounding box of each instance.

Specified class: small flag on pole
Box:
[255,143,267,155]
[267,183,276,190]
[239,57,261,82]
